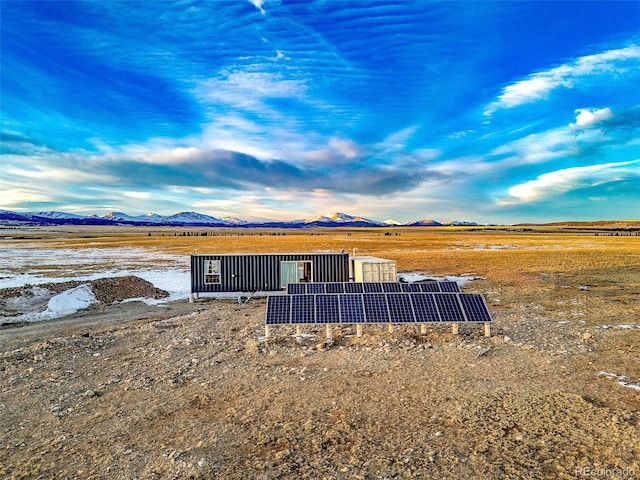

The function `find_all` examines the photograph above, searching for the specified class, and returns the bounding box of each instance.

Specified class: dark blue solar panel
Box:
[325,282,345,294]
[344,282,364,293]
[363,282,383,293]
[419,282,440,292]
[265,296,291,325]
[410,293,440,322]
[339,294,365,323]
[316,294,339,323]
[363,293,390,323]
[439,281,460,292]
[434,293,465,321]
[382,282,402,292]
[307,283,326,294]
[459,294,492,322]
[401,283,421,292]
[287,283,306,295]
[291,295,315,323]
[387,293,415,322]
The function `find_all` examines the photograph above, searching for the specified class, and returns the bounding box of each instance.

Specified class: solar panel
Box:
[307,283,326,294]
[363,282,383,293]
[439,281,461,292]
[287,283,306,295]
[382,282,402,292]
[316,294,340,323]
[401,282,422,292]
[363,293,390,323]
[267,291,492,327]
[410,293,441,322]
[325,282,345,294]
[434,293,465,322]
[386,293,415,322]
[419,282,440,292]
[458,294,492,322]
[344,282,364,293]
[339,294,365,323]
[265,296,291,325]
[291,295,315,323]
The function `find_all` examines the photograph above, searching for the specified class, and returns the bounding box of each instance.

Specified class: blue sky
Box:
[1,0,639,223]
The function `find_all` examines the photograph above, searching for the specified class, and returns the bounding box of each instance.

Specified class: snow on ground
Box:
[41,284,98,318]
[0,246,190,299]
[398,272,484,288]
[1,246,191,322]
[598,372,640,391]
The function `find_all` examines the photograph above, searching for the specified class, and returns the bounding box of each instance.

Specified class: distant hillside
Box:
[0,209,485,228]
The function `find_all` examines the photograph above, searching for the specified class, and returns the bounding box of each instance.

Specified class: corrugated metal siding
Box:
[191,253,349,293]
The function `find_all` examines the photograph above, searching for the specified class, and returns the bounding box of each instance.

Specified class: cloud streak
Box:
[485,45,640,116]
[499,160,640,205]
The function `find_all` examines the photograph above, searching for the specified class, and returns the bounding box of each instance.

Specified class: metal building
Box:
[190,253,350,294]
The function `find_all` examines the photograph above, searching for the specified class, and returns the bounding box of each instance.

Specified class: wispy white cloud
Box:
[485,45,640,116]
[498,160,640,205]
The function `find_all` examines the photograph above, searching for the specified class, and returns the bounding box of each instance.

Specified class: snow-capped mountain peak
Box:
[304,212,379,225]
[162,211,224,224]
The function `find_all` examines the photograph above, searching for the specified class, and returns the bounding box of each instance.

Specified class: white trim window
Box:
[204,259,221,284]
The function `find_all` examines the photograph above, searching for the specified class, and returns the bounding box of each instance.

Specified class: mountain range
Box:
[0,209,481,228]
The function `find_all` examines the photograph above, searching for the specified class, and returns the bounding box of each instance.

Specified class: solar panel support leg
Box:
[451,323,459,335]
[420,324,427,335]
[189,293,194,303]
[265,325,271,339]
[356,324,363,338]
[388,324,394,333]
[325,324,333,342]
[484,322,491,337]
[296,325,302,343]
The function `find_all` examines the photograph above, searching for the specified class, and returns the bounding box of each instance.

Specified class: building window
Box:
[204,259,221,284]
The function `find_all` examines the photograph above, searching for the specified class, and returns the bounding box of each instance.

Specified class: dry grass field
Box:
[1,225,639,479]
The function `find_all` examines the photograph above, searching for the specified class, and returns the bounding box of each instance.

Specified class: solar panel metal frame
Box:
[439,281,461,292]
[458,293,493,322]
[306,283,326,294]
[267,292,492,326]
[316,294,340,323]
[344,282,364,293]
[286,283,306,295]
[419,282,441,292]
[265,296,291,325]
[339,293,365,323]
[363,282,383,293]
[410,292,441,322]
[401,282,422,292]
[363,293,390,323]
[291,294,316,324]
[433,293,465,322]
[382,282,402,293]
[325,282,345,294]
[386,292,416,323]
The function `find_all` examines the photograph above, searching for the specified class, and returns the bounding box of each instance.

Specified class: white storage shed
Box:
[350,256,397,282]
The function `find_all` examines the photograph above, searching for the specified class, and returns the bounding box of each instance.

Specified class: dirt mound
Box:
[89,276,168,304]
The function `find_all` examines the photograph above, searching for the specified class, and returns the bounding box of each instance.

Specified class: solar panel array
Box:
[286,281,460,294]
[266,292,492,325]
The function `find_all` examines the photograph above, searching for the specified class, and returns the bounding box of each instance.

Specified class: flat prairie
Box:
[1,226,639,479]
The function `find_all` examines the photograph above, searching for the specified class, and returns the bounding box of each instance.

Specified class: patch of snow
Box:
[598,371,640,391]
[597,324,640,330]
[397,271,485,288]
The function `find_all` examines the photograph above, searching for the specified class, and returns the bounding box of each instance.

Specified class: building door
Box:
[280,261,313,288]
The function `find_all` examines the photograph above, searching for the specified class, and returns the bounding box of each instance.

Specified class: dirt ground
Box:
[1,228,639,479]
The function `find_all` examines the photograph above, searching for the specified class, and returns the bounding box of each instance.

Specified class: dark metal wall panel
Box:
[191,253,349,293]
